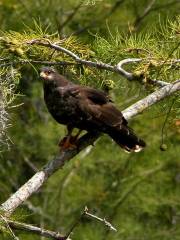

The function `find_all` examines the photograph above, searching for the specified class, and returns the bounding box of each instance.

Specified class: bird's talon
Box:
[60,142,77,151]
[58,137,67,147]
[58,135,78,151]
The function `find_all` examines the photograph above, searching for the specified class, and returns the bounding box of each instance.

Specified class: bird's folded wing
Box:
[69,85,127,128]
[69,86,111,104]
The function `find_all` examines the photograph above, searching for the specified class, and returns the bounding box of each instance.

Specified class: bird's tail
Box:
[108,126,146,152]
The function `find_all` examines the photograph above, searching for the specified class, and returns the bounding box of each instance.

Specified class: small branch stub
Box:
[84,206,117,232]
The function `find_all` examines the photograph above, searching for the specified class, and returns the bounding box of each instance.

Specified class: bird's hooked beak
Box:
[40,71,47,79]
[40,67,55,81]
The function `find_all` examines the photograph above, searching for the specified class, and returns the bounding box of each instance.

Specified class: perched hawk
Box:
[40,67,146,152]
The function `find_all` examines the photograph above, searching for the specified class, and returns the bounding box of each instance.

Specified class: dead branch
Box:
[0,218,64,240]
[84,206,117,232]
[0,206,116,240]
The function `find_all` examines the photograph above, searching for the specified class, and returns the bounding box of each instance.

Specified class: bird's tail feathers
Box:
[108,126,146,153]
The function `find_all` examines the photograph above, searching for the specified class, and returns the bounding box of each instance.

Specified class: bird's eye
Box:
[47,70,51,74]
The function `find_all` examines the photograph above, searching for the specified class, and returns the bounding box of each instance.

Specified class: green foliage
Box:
[0,0,179,240]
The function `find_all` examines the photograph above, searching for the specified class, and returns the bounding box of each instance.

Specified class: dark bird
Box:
[40,67,146,152]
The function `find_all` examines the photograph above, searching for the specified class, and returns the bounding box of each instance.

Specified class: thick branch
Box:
[0,80,179,214]
[0,132,100,214]
[123,80,180,120]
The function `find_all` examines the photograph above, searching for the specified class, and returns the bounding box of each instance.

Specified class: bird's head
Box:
[40,67,56,81]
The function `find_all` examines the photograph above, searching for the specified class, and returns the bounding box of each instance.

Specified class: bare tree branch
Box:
[0,206,116,240]
[0,60,77,68]
[117,58,142,80]
[26,39,169,87]
[0,214,19,240]
[0,80,179,215]
[84,206,117,232]
[1,218,64,240]
[61,206,117,240]
[1,56,178,87]
[123,80,180,120]
[116,58,168,87]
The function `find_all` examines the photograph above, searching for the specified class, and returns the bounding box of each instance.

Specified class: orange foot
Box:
[58,136,77,151]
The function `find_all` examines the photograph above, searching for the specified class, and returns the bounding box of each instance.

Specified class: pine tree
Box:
[0,1,179,239]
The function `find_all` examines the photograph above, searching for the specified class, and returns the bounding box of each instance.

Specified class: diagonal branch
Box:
[123,80,180,120]
[84,206,117,232]
[0,80,179,215]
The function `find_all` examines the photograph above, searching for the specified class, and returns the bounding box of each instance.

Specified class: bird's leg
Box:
[59,126,77,150]
[70,129,82,143]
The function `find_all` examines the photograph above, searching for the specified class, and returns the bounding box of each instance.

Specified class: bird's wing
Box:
[88,101,127,127]
[69,86,111,104]
[68,85,127,127]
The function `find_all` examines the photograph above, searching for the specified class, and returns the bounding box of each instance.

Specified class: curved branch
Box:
[117,58,142,80]
[117,58,169,87]
[26,39,169,87]
[0,80,179,215]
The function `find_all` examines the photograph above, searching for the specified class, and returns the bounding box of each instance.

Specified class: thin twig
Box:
[64,206,117,239]
[0,60,77,68]
[84,206,117,232]
[0,206,117,240]
[1,218,65,240]
[0,214,19,240]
